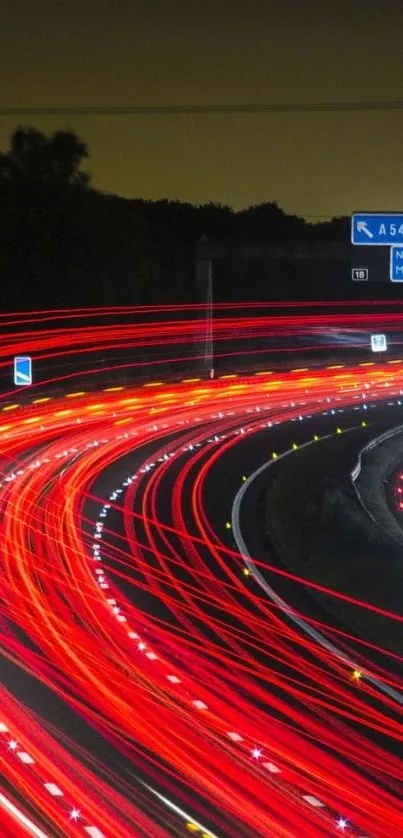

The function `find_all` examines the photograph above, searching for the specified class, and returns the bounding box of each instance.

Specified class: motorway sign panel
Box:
[14,356,32,386]
[351,213,403,246]
[390,246,403,281]
[370,334,387,352]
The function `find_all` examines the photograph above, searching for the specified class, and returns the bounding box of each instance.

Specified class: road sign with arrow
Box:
[351,213,403,245]
[351,212,403,282]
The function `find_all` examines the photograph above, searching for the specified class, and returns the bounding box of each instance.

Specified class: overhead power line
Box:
[1,100,403,116]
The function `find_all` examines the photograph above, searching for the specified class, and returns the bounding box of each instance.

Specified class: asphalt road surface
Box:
[0,360,403,837]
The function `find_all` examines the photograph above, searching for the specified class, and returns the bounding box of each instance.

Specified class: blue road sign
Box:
[390,246,403,281]
[14,356,32,386]
[351,213,403,245]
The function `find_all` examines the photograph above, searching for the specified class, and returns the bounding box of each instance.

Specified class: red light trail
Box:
[0,305,401,836]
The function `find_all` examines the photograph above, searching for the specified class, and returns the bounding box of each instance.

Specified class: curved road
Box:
[0,313,402,836]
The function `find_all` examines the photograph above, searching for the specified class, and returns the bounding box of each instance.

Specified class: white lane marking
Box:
[44,783,63,796]
[303,795,325,807]
[0,791,49,838]
[17,751,35,764]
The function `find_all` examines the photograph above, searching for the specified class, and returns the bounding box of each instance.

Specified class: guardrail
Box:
[350,423,403,482]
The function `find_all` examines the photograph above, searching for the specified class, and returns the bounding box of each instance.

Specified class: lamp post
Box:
[196,235,214,379]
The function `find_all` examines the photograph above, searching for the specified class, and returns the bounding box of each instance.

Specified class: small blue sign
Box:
[14,356,32,386]
[352,213,403,245]
[390,246,403,281]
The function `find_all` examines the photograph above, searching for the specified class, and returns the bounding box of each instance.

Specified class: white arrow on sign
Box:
[357,221,374,239]
[16,370,31,383]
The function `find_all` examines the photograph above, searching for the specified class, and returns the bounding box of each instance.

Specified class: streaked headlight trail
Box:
[0,304,401,837]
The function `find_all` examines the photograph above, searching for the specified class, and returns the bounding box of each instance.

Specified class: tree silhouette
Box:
[0,127,90,187]
[0,127,366,311]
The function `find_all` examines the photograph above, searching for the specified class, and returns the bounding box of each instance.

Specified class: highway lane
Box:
[230,409,403,685]
[0,417,218,836]
[4,302,403,400]
[126,405,403,703]
[0,355,403,835]
[81,372,403,832]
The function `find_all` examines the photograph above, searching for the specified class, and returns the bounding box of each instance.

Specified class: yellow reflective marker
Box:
[32,397,51,404]
[301,376,317,385]
[264,379,284,388]
[143,381,163,387]
[243,567,251,577]
[352,669,362,681]
[292,443,298,450]
[242,475,247,482]
[2,404,19,411]
[66,391,86,398]
[103,386,124,392]
[272,452,278,459]
[186,824,200,832]
[313,434,320,441]
[225,522,232,530]
[54,409,72,417]
[361,420,367,428]
[336,427,342,434]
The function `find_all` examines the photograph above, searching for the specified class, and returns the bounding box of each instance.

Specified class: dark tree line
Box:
[0,128,90,188]
[0,127,358,311]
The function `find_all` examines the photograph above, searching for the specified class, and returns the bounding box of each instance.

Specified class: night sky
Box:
[2,0,403,218]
